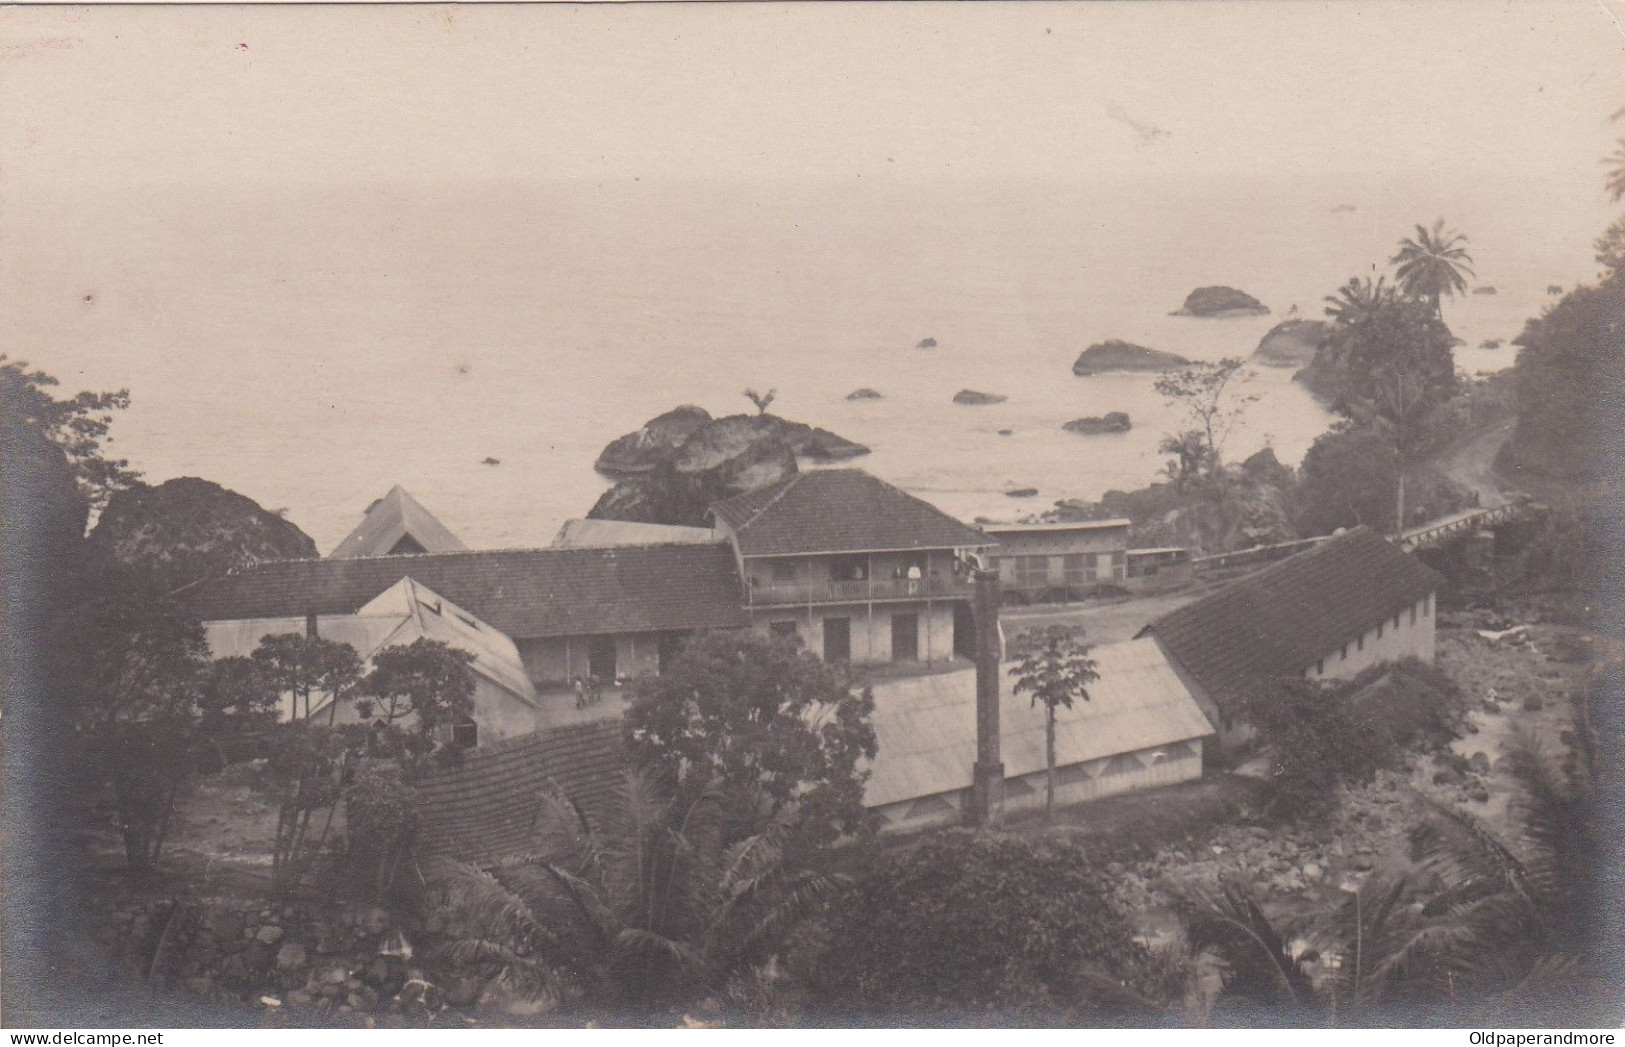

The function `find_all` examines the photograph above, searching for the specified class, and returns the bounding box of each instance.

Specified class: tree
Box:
[357,637,476,750]
[1498,272,1625,481]
[625,631,877,851]
[1007,625,1098,821]
[433,772,845,1016]
[743,388,777,415]
[1294,422,1402,535]
[0,354,138,513]
[66,587,212,873]
[1605,130,1625,204]
[805,831,1171,1024]
[1153,357,1257,478]
[1594,215,1625,278]
[1157,429,1214,491]
[1315,284,1458,533]
[249,631,364,722]
[243,632,364,889]
[1391,220,1475,321]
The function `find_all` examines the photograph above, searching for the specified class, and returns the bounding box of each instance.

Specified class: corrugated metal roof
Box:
[188,543,748,639]
[551,519,717,548]
[203,577,539,707]
[1138,526,1442,705]
[863,637,1214,808]
[329,485,468,559]
[709,469,993,556]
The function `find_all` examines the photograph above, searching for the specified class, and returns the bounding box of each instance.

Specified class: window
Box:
[770,561,797,582]
[1315,659,1324,675]
[1424,595,1432,617]
[1394,613,1402,630]
[829,554,867,582]
[1340,644,1348,661]
[770,620,799,638]
[1410,605,1418,626]
[1062,554,1090,584]
[1357,634,1365,652]
[1377,622,1384,639]
[450,717,478,749]
[1016,555,1050,587]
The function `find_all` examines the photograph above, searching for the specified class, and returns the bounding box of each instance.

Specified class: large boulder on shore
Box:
[953,389,1007,405]
[1062,412,1132,435]
[1072,341,1190,376]
[87,477,319,591]
[845,388,884,401]
[588,412,869,526]
[594,405,713,478]
[1171,286,1270,317]
[1252,320,1330,368]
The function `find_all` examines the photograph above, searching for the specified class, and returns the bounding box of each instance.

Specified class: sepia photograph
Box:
[2,0,1623,1032]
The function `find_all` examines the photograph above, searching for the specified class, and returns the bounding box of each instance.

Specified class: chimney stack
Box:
[967,566,1004,828]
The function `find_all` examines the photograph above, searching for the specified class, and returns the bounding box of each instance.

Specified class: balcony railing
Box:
[747,575,973,607]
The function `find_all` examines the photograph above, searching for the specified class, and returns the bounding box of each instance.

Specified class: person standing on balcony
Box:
[907,562,922,594]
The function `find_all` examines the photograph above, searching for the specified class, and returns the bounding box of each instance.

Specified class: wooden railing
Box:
[747,575,972,607]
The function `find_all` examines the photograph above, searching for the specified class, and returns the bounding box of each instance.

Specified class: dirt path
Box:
[1422,417,1516,508]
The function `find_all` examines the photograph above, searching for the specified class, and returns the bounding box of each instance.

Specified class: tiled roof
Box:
[863,638,1214,809]
[710,469,993,557]
[1138,527,1442,702]
[189,543,747,639]
[329,485,468,559]
[415,721,627,862]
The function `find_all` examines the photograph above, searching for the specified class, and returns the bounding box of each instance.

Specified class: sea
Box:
[12,173,1608,552]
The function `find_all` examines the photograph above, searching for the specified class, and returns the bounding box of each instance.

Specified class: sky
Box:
[3,1,1624,192]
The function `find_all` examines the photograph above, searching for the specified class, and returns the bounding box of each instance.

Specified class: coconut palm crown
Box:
[1391,220,1475,318]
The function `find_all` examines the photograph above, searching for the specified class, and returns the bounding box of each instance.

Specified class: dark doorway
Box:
[891,612,919,662]
[587,635,617,681]
[953,602,976,659]
[823,616,851,663]
[656,631,687,673]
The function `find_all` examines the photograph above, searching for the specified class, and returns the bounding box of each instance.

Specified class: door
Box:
[587,635,617,681]
[1096,553,1115,582]
[823,617,851,663]
[891,612,919,662]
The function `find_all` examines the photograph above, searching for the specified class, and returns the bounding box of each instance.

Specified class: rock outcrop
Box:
[1171,286,1270,317]
[1062,412,1132,435]
[917,337,938,349]
[1252,320,1330,368]
[87,477,319,591]
[953,389,1007,405]
[1071,341,1190,376]
[846,388,884,401]
[588,411,869,526]
[593,405,714,477]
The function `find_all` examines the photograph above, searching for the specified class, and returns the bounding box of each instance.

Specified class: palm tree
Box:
[1391,221,1475,320]
[743,388,776,415]
[1323,275,1399,327]
[432,772,846,1016]
[1185,720,1608,1026]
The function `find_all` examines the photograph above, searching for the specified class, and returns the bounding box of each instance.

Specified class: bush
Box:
[800,831,1173,1025]
[1236,659,1460,818]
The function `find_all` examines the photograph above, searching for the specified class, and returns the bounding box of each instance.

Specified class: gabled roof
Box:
[1137,527,1443,702]
[551,518,717,549]
[203,577,538,709]
[709,469,992,557]
[863,638,1213,809]
[415,720,627,862]
[191,543,748,639]
[328,485,468,559]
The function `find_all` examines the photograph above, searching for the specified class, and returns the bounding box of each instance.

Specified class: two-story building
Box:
[981,520,1130,602]
[708,470,996,665]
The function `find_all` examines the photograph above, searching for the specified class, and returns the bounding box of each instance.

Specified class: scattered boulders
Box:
[1072,340,1190,376]
[845,388,884,401]
[1170,286,1270,317]
[1006,487,1039,498]
[1062,412,1132,435]
[953,389,1007,405]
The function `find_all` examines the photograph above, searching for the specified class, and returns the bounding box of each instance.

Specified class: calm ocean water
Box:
[15,174,1604,552]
